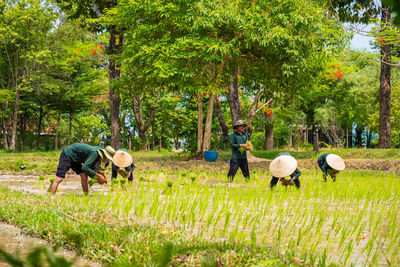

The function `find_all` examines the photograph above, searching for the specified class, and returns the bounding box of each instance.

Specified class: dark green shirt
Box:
[318,153,332,177]
[273,152,301,179]
[230,131,248,159]
[64,143,102,178]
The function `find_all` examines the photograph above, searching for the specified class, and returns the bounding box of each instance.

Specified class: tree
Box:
[0,0,55,150]
[329,0,397,148]
[116,0,345,153]
[54,0,123,149]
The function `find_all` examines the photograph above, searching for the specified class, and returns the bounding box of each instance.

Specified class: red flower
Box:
[377,40,384,45]
[77,48,81,52]
[328,74,332,78]
[97,44,104,50]
[240,104,243,109]
[266,110,272,117]
[90,49,97,55]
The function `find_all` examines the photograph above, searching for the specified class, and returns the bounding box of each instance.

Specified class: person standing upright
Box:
[227,120,251,182]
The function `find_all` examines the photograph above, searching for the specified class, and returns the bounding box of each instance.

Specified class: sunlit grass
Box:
[53,169,400,265]
[0,150,399,265]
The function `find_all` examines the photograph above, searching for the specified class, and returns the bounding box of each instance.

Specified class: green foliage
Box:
[72,115,109,145]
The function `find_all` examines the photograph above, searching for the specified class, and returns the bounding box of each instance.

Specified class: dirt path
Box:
[0,223,100,266]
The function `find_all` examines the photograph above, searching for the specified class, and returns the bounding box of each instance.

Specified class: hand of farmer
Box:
[96,173,107,185]
[118,169,128,178]
[240,144,249,150]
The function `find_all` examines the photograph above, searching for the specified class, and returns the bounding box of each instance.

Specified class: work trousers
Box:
[227,158,250,182]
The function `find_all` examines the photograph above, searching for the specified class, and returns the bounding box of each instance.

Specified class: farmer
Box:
[317,153,345,182]
[227,120,250,182]
[108,150,135,181]
[269,152,301,189]
[50,143,115,196]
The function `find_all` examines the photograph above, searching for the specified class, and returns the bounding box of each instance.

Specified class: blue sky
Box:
[351,32,374,51]
[349,23,377,52]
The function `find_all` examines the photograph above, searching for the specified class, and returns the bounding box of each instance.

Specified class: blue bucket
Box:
[204,151,218,162]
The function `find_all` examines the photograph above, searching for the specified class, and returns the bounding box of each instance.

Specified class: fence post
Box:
[313,129,319,152]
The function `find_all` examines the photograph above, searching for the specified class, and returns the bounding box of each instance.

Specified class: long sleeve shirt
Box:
[64,143,103,178]
[230,131,248,159]
[318,153,332,177]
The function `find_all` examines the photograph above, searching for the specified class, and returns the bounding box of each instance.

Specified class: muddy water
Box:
[0,223,100,266]
[0,174,109,196]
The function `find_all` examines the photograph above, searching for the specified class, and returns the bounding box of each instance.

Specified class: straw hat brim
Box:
[113,150,133,168]
[326,154,345,171]
[269,155,297,178]
[98,149,114,161]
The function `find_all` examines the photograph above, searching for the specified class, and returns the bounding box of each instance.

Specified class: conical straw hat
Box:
[326,154,345,171]
[269,155,297,178]
[113,150,133,168]
[98,146,116,161]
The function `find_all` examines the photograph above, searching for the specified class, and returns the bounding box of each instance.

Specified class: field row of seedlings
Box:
[54,169,400,266]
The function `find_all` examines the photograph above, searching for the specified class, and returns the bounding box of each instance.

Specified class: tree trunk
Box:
[174,138,179,150]
[214,96,229,148]
[264,107,274,150]
[378,6,392,149]
[226,68,242,124]
[152,122,156,151]
[37,105,44,149]
[132,93,159,151]
[138,130,146,150]
[68,109,73,146]
[109,25,122,150]
[2,102,8,150]
[196,93,204,154]
[159,136,162,152]
[264,124,274,150]
[202,93,215,151]
[10,19,31,150]
[55,104,62,150]
[19,109,28,150]
[9,89,21,150]
[313,127,319,152]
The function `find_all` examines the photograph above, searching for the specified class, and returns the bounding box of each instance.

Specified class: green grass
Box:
[1,150,400,265]
[1,166,400,265]
[0,188,283,266]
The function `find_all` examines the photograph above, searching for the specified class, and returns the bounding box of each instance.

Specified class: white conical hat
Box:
[269,155,297,178]
[113,150,133,168]
[326,154,345,171]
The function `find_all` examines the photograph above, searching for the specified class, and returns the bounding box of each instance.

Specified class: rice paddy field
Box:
[0,149,399,266]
